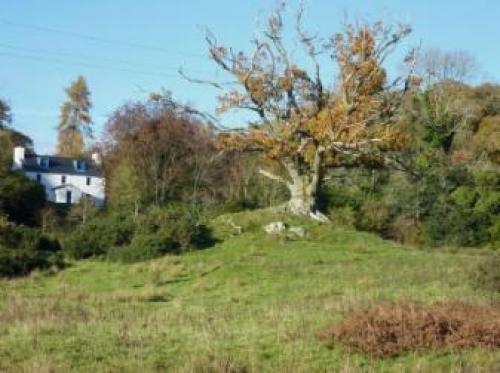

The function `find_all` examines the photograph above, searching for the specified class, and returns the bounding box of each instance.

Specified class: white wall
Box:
[25,172,105,205]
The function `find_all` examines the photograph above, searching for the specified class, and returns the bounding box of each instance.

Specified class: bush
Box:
[168,208,215,249]
[133,205,215,252]
[0,216,63,277]
[470,255,500,293]
[329,206,357,228]
[63,214,135,259]
[219,197,260,214]
[318,301,500,357]
[357,200,391,233]
[419,168,499,247]
[0,171,46,226]
[488,216,500,243]
[319,183,361,213]
[388,215,422,245]
[64,205,215,262]
[422,196,493,247]
[107,233,179,263]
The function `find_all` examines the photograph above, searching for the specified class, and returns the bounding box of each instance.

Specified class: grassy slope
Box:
[0,211,498,372]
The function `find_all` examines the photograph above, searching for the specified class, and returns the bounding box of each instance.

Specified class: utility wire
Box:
[0,42,211,75]
[0,18,207,59]
[0,51,185,79]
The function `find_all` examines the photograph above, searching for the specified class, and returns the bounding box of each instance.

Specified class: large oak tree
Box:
[193,6,418,220]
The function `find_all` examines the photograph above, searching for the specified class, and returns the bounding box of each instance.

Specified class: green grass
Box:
[0,211,498,372]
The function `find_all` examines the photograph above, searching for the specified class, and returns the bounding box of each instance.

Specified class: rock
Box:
[288,226,306,238]
[264,221,286,235]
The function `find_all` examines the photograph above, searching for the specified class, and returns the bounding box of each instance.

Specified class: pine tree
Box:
[56,76,92,157]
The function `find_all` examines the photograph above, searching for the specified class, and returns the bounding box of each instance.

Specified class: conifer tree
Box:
[56,76,92,157]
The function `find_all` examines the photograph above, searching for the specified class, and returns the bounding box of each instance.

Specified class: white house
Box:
[12,147,105,205]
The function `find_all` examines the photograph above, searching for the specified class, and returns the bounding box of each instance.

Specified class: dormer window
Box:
[37,156,50,169]
[74,159,87,172]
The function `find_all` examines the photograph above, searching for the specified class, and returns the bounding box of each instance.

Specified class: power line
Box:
[0,51,184,79]
[0,42,211,75]
[0,18,207,60]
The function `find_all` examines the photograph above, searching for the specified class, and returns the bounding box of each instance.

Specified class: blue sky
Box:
[1,0,499,153]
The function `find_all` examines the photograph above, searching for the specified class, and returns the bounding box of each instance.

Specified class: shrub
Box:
[169,209,215,250]
[107,233,179,263]
[474,116,500,163]
[329,206,357,228]
[422,199,492,247]
[134,205,215,250]
[65,205,215,263]
[63,214,135,259]
[470,255,500,293]
[357,200,391,233]
[388,215,422,245]
[0,171,46,226]
[219,197,259,214]
[0,216,63,277]
[318,183,361,213]
[488,216,500,243]
[318,301,500,358]
[419,168,499,247]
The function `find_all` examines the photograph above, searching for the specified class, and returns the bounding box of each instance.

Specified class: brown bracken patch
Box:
[318,301,500,358]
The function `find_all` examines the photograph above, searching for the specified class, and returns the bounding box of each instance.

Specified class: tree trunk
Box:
[287,179,316,216]
[260,148,329,222]
[283,158,328,222]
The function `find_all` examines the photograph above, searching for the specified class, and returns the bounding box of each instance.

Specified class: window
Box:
[36,174,41,182]
[61,175,66,184]
[74,160,87,172]
[37,157,50,169]
[86,177,91,186]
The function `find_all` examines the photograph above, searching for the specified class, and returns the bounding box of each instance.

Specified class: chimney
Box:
[13,147,25,170]
[91,152,102,166]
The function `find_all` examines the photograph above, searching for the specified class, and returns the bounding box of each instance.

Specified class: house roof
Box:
[21,155,103,177]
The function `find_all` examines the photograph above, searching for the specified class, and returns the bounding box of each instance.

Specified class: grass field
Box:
[0,211,498,372]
